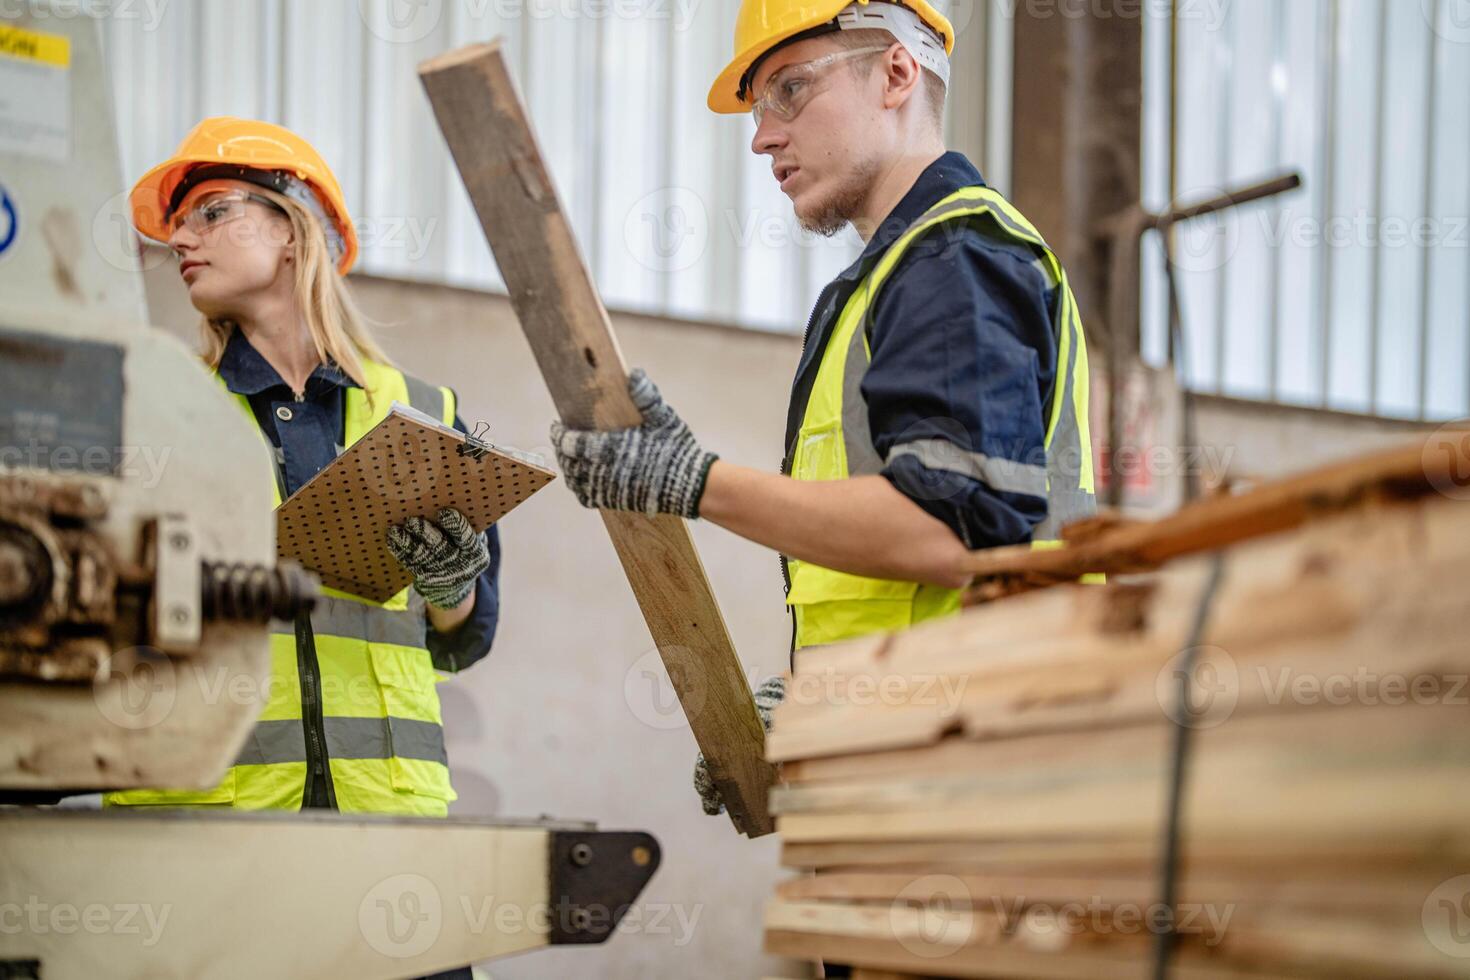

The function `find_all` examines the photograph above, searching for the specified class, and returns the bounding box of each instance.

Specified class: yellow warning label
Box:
[0,25,71,69]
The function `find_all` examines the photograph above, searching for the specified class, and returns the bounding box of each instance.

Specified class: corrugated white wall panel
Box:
[1272,0,1329,406]
[596,5,672,313]
[1422,0,1470,419]
[1145,0,1469,420]
[1217,0,1279,402]
[103,0,995,337]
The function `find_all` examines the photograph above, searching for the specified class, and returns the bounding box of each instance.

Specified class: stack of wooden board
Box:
[762,440,1470,978]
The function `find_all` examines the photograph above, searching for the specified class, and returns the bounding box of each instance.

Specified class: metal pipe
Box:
[1167,0,1180,354]
[1154,174,1304,231]
[1098,170,1304,509]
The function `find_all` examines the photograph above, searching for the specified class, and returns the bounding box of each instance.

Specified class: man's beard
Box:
[794,156,880,237]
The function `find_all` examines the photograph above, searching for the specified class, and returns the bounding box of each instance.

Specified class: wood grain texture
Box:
[764,924,1242,980]
[766,906,1450,979]
[769,701,1470,842]
[761,465,1470,979]
[774,868,1444,912]
[769,491,1470,763]
[962,436,1459,602]
[419,40,775,836]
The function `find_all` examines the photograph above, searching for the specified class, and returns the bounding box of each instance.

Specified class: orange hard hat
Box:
[130,116,359,274]
[708,0,955,114]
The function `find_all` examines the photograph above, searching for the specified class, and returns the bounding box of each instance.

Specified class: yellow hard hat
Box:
[708,0,955,114]
[129,116,359,275]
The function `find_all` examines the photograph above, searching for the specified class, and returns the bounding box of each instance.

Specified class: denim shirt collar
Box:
[216,328,359,396]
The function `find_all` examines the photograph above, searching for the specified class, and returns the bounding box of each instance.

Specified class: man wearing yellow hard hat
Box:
[554,0,1095,815]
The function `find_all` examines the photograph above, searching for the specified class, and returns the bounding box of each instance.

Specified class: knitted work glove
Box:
[694,675,786,816]
[385,507,490,610]
[550,368,718,519]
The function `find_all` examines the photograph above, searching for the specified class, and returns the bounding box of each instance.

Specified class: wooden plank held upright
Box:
[419,40,776,837]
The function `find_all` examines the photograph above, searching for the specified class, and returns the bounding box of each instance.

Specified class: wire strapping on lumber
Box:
[1151,550,1228,980]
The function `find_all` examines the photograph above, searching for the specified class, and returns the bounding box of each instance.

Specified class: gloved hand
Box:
[550,368,718,519]
[694,675,786,816]
[385,507,490,610]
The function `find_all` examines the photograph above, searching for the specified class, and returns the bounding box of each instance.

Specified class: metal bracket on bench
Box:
[546,830,662,945]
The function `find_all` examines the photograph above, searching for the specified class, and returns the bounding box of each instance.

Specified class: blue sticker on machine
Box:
[0,328,125,476]
[0,183,16,259]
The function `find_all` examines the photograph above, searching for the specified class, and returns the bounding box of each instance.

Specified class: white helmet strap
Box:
[276,173,347,267]
[834,2,950,90]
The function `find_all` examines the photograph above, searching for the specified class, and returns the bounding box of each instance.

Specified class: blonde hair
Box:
[198,187,391,391]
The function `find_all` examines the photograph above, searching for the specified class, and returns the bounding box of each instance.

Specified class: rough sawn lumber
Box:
[419,39,775,836]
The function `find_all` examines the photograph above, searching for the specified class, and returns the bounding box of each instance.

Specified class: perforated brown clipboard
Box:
[275,402,555,603]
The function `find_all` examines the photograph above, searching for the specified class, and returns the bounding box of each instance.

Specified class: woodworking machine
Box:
[0,11,658,978]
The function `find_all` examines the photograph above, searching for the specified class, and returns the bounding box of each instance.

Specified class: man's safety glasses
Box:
[750,46,888,127]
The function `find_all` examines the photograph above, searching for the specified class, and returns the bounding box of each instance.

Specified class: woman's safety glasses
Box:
[750,46,889,127]
[169,188,285,236]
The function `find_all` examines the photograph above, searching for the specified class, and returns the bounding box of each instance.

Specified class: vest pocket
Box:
[368,644,452,804]
[792,418,847,483]
[787,562,921,605]
[104,768,238,807]
[390,757,455,804]
[793,598,915,650]
[368,645,444,729]
[367,642,432,688]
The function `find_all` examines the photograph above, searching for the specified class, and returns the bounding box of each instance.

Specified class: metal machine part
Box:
[0,12,302,794]
[0,477,115,682]
[0,478,318,683]
[199,558,319,624]
[0,322,305,797]
[147,512,203,652]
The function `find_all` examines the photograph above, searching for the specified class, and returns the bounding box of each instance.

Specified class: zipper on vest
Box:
[295,612,338,809]
[782,281,835,662]
[784,284,829,477]
[779,481,797,661]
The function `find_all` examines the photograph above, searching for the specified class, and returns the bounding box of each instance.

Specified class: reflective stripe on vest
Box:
[105,359,460,816]
[786,186,1097,650]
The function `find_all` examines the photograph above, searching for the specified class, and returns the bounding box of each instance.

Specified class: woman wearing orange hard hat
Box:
[112,119,502,848]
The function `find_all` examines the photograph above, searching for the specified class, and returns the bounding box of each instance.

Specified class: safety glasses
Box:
[751,46,889,127]
[168,188,286,236]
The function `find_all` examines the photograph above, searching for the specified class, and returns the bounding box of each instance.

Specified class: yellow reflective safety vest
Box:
[786,185,1096,650]
[107,359,460,816]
